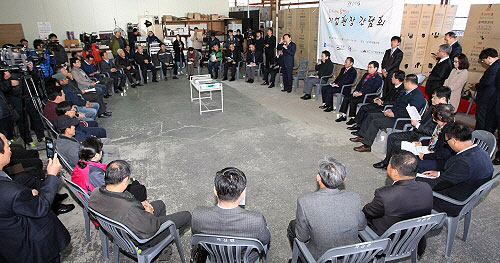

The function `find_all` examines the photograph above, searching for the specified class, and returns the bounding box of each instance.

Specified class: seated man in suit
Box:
[335,61,383,123]
[99,51,126,92]
[373,86,452,169]
[349,70,405,131]
[320,57,357,112]
[0,134,71,263]
[89,160,191,256]
[350,74,427,152]
[261,49,283,89]
[424,44,453,102]
[191,167,271,263]
[70,57,108,98]
[245,43,263,83]
[81,54,115,96]
[134,45,158,84]
[222,44,241,81]
[300,50,334,100]
[287,157,366,260]
[418,123,494,217]
[115,48,141,88]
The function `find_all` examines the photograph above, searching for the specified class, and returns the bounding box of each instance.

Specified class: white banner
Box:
[318,0,404,70]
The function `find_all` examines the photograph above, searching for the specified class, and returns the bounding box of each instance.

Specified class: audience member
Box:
[424,44,453,101]
[52,73,99,120]
[55,101,107,140]
[222,44,241,81]
[261,49,283,88]
[115,49,141,87]
[157,43,177,80]
[444,53,469,111]
[287,157,366,260]
[70,57,108,98]
[444,31,462,61]
[204,32,220,53]
[186,47,200,78]
[335,61,383,123]
[350,74,426,152]
[173,34,185,75]
[0,87,13,141]
[319,57,357,112]
[300,50,334,100]
[19,38,28,48]
[418,123,493,216]
[0,134,71,263]
[128,28,139,53]
[190,27,203,53]
[191,167,270,263]
[374,86,451,169]
[277,34,296,93]
[245,43,263,83]
[235,29,244,53]
[476,48,500,133]
[381,36,403,95]
[89,160,191,253]
[208,44,223,79]
[81,54,114,96]
[146,31,161,44]
[43,85,66,123]
[124,44,134,60]
[264,28,277,69]
[224,30,238,49]
[99,51,126,92]
[109,28,126,56]
[134,45,158,83]
[253,31,265,59]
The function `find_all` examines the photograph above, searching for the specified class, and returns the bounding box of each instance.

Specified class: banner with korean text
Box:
[318,0,404,70]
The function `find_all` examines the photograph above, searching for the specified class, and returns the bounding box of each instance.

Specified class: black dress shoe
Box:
[131,84,137,88]
[281,89,287,92]
[55,193,68,202]
[319,104,327,109]
[98,113,110,118]
[323,107,333,112]
[373,161,388,169]
[493,158,500,165]
[172,76,178,79]
[346,118,356,125]
[301,94,311,100]
[287,90,292,93]
[351,131,360,136]
[103,94,110,98]
[152,79,158,82]
[347,125,360,130]
[104,111,112,116]
[335,116,347,122]
[136,83,143,86]
[164,77,168,80]
[261,82,269,85]
[268,84,274,88]
[55,203,75,215]
[222,77,228,81]
[230,78,235,81]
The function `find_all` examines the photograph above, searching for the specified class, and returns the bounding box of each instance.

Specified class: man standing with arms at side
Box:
[264,28,276,70]
[277,34,296,93]
[475,48,500,131]
[381,36,403,95]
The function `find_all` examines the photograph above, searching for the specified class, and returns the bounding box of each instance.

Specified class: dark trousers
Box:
[161,63,176,78]
[282,66,293,91]
[109,71,127,90]
[355,103,383,125]
[139,63,158,82]
[265,51,274,70]
[82,92,106,115]
[475,102,488,130]
[123,68,141,84]
[0,115,14,140]
[223,63,237,79]
[9,96,45,143]
[140,200,191,248]
[9,144,43,171]
[208,62,220,79]
[321,86,343,108]
[96,76,114,95]
[358,112,396,146]
[339,94,365,117]
[382,131,421,165]
[264,67,279,84]
[483,99,500,158]
[382,74,394,96]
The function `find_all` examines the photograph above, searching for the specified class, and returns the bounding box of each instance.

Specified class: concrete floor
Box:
[58,74,500,263]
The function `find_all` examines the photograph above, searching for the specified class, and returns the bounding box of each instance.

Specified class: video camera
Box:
[80,32,98,51]
[0,47,46,72]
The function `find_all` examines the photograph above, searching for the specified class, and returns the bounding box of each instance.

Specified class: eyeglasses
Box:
[445,137,452,144]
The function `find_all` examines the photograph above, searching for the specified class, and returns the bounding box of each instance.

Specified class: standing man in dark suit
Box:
[381,36,404,95]
[300,50,334,100]
[287,157,366,260]
[363,150,433,235]
[424,44,453,100]
[0,133,71,263]
[444,32,462,61]
[475,48,500,131]
[335,61,383,123]
[418,123,493,216]
[191,167,271,263]
[350,74,427,152]
[264,28,277,70]
[277,34,296,93]
[320,57,357,112]
[492,59,500,165]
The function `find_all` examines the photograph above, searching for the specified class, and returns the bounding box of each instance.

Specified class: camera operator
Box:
[2,67,45,146]
[47,33,68,67]
[32,39,53,78]
[19,39,28,48]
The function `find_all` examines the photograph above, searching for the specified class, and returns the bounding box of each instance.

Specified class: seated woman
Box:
[72,137,147,202]
[417,104,456,172]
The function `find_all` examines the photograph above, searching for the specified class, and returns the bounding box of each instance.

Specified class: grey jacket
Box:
[295,188,366,260]
[71,67,94,91]
[98,59,117,74]
[157,49,174,64]
[55,135,80,169]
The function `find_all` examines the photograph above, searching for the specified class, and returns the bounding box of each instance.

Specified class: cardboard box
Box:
[429,5,447,38]
[278,10,285,28]
[209,21,224,32]
[401,4,422,37]
[309,8,320,32]
[461,36,499,72]
[421,36,443,72]
[63,39,79,48]
[417,4,435,38]
[211,14,219,20]
[441,5,457,34]
[193,13,202,20]
[162,15,175,23]
[464,4,500,39]
[400,36,417,58]
[295,8,310,29]
[408,35,428,74]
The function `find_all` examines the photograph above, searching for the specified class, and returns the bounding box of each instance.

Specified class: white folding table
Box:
[189,75,224,115]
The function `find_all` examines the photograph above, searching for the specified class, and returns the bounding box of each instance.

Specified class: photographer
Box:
[47,33,69,66]
[32,39,53,78]
[0,82,14,141]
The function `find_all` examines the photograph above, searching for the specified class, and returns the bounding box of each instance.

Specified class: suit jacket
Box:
[391,87,427,118]
[333,67,357,95]
[277,41,296,69]
[415,107,437,136]
[381,48,403,75]
[99,59,117,74]
[224,49,242,63]
[134,51,152,67]
[0,172,70,263]
[264,35,276,56]
[314,59,334,79]
[192,206,271,262]
[476,59,500,104]
[295,188,366,260]
[450,41,463,61]
[354,73,383,101]
[381,83,404,105]
[71,67,94,91]
[426,57,453,94]
[246,50,263,65]
[363,179,433,235]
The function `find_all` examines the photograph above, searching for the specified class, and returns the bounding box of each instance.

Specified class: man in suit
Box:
[418,123,493,216]
[264,28,277,70]
[0,133,71,263]
[444,31,462,61]
[350,74,427,152]
[381,36,404,95]
[349,70,405,131]
[373,86,451,169]
[424,44,453,101]
[99,51,126,92]
[191,167,271,263]
[222,43,242,81]
[70,57,108,98]
[320,57,357,112]
[277,34,296,93]
[245,43,263,83]
[134,45,158,84]
[363,150,433,235]
[287,157,366,260]
[476,48,500,132]
[300,50,334,100]
[115,49,142,88]
[80,54,115,96]
[261,49,283,88]
[335,61,383,123]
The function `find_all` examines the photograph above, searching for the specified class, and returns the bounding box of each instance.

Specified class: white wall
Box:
[0,0,229,43]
